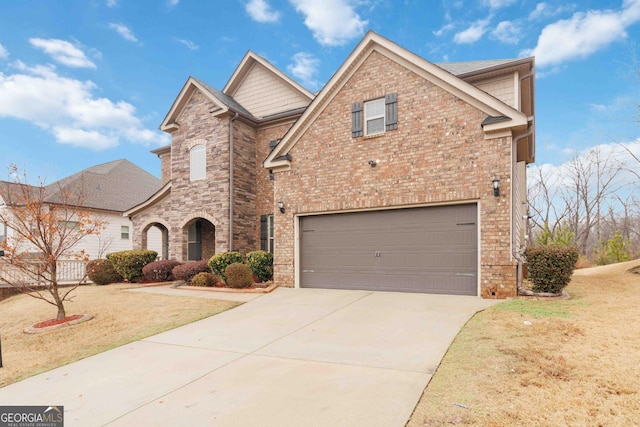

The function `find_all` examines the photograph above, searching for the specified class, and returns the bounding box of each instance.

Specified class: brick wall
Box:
[273,51,517,298]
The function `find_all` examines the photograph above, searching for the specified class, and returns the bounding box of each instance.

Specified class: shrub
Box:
[246,250,273,282]
[142,260,181,282]
[190,272,221,287]
[525,245,579,294]
[225,262,254,288]
[106,250,158,282]
[208,252,243,281]
[86,258,123,285]
[172,260,211,284]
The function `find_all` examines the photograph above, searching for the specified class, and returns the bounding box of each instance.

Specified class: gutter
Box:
[229,111,239,251]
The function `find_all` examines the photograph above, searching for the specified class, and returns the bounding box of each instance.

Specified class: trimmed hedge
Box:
[191,272,220,287]
[525,245,579,294]
[225,262,254,288]
[172,260,211,284]
[86,258,123,285]
[246,250,273,282]
[208,252,243,281]
[106,250,158,282]
[142,260,181,283]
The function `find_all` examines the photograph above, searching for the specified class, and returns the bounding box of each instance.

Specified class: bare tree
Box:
[0,165,106,320]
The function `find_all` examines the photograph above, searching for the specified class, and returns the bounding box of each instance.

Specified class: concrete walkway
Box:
[0,288,496,426]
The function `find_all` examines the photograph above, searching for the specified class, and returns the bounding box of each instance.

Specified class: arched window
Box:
[190,144,206,181]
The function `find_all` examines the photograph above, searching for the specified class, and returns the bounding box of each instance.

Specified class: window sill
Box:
[363,132,386,140]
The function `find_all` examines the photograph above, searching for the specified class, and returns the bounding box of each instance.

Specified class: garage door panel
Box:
[300,204,478,295]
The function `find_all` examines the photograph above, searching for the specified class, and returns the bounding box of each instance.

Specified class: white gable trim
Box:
[224,51,315,101]
[264,31,528,170]
[160,78,229,132]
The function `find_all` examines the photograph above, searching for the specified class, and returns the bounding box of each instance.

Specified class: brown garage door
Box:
[300,204,477,295]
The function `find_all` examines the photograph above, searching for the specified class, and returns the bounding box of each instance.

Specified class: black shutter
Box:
[352,102,363,137]
[260,215,268,251]
[385,93,398,131]
[269,139,278,152]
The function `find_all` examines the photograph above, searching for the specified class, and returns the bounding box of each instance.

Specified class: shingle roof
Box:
[44,159,161,212]
[191,77,254,119]
[436,59,522,76]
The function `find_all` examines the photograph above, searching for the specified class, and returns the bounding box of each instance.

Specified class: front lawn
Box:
[0,283,240,387]
[408,259,640,426]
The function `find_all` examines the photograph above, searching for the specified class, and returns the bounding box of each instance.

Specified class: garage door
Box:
[300,204,477,295]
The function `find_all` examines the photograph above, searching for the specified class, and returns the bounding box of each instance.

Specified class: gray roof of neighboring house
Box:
[191,77,255,119]
[44,159,161,212]
[436,58,524,76]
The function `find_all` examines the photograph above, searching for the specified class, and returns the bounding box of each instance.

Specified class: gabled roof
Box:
[160,77,255,132]
[264,31,530,170]
[123,181,171,217]
[45,159,161,212]
[223,50,315,103]
[437,59,525,77]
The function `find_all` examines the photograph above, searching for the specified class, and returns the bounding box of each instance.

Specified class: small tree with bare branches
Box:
[0,165,106,321]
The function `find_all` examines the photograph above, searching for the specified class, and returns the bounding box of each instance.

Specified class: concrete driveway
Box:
[0,288,496,426]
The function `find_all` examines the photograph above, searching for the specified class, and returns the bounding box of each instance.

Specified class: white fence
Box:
[0,259,89,285]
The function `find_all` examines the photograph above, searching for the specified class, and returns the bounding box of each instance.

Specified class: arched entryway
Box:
[142,222,169,260]
[183,218,215,261]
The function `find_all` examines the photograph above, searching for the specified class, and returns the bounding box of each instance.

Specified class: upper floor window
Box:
[365,98,385,135]
[352,93,398,138]
[190,144,206,181]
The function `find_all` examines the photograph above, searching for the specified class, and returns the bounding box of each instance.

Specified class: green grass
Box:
[492,299,581,318]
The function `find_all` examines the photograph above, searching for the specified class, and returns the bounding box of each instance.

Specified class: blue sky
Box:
[1,0,639,182]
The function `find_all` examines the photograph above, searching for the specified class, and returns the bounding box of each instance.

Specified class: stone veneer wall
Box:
[273,51,517,298]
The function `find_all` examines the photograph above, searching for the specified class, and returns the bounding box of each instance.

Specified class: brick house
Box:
[128,31,535,298]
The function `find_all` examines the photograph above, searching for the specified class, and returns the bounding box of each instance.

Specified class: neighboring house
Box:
[129,31,535,298]
[0,159,161,263]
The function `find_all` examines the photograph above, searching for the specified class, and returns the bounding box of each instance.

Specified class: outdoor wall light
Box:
[368,159,378,168]
[278,201,285,214]
[492,177,500,197]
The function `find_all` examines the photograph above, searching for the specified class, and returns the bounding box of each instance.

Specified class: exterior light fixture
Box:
[368,159,377,167]
[492,177,500,197]
[277,201,285,214]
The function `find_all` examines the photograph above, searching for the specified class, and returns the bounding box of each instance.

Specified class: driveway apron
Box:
[0,288,496,426]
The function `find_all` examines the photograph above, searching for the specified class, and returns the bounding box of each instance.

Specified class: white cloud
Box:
[454,18,491,44]
[521,0,640,67]
[289,0,367,46]
[108,23,139,43]
[0,61,167,150]
[483,0,516,9]
[246,0,281,23]
[167,0,179,7]
[106,0,118,7]
[0,43,8,60]
[492,20,521,44]
[287,52,320,89]
[433,22,455,37]
[29,38,96,69]
[175,38,199,50]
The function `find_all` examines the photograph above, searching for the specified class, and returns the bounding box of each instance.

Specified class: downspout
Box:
[229,111,239,252]
[513,66,535,295]
[512,127,533,295]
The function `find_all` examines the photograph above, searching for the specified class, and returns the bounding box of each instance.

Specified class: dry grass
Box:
[408,259,640,426]
[0,284,240,387]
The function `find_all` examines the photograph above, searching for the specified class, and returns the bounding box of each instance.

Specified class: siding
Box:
[512,160,527,258]
[233,63,310,118]
[475,74,515,108]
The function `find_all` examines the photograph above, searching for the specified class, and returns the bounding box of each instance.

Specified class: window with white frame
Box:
[190,144,206,181]
[351,93,398,138]
[365,98,385,136]
[268,215,274,253]
[0,221,5,243]
[121,225,130,240]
